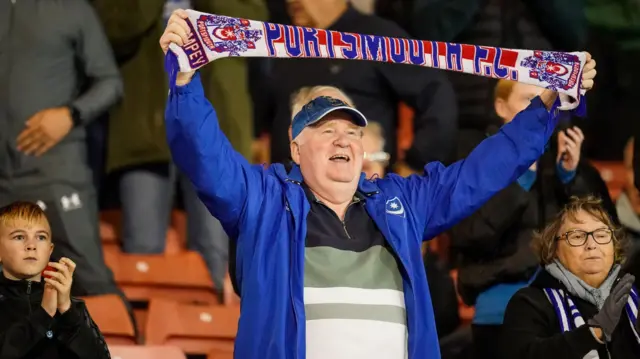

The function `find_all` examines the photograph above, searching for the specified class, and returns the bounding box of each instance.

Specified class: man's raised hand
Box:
[581,52,596,91]
[160,9,196,85]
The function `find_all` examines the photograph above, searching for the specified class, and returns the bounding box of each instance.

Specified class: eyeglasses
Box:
[556,228,613,247]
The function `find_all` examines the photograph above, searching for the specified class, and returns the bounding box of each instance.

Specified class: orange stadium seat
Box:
[105,251,217,304]
[145,298,239,355]
[82,295,136,345]
[109,345,186,359]
[208,348,234,359]
[590,160,626,201]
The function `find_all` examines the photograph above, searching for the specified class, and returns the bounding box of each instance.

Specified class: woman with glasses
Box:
[502,196,640,359]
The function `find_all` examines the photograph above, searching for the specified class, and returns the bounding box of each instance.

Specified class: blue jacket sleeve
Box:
[165,72,267,237]
[394,96,563,240]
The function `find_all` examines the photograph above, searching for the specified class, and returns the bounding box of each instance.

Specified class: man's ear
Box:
[290,141,301,164]
[49,243,54,256]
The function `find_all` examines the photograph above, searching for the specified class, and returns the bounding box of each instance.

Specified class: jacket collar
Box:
[0,272,44,299]
[273,162,381,195]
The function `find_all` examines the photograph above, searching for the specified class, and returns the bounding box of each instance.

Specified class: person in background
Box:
[502,196,639,359]
[615,137,640,278]
[362,122,390,179]
[0,201,109,359]
[0,0,122,298]
[374,0,585,131]
[253,0,458,171]
[92,0,268,293]
[449,79,616,359]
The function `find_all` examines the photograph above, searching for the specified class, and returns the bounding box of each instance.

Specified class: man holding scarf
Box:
[160,9,597,359]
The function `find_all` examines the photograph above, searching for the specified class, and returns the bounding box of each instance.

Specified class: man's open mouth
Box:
[329,154,350,162]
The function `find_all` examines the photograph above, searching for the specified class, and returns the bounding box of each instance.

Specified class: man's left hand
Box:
[581,53,596,91]
[16,107,74,156]
[43,257,76,314]
[557,126,584,172]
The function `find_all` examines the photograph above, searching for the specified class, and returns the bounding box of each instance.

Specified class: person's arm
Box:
[166,71,270,238]
[0,307,55,358]
[374,23,458,165]
[502,289,603,359]
[69,0,123,125]
[449,183,530,255]
[55,300,110,359]
[385,90,562,240]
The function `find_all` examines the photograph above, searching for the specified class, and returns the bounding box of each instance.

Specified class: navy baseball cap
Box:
[291,96,368,140]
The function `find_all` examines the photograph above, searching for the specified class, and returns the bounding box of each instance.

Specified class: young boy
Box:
[0,201,110,359]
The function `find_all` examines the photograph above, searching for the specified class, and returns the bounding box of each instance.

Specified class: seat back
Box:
[106,251,217,304]
[82,294,136,345]
[145,298,239,355]
[109,345,186,359]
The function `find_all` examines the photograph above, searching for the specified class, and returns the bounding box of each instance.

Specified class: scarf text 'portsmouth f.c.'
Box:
[166,10,586,110]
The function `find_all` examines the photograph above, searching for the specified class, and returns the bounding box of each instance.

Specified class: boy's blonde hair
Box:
[0,201,48,228]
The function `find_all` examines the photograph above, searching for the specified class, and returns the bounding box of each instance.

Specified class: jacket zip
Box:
[26,281,32,315]
[604,343,611,359]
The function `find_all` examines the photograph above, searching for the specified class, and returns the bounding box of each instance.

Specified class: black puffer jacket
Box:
[502,269,640,359]
[0,275,110,359]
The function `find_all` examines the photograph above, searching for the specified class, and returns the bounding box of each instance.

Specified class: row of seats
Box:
[84,295,238,355]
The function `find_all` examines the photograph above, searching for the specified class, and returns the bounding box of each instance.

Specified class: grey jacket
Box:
[0,0,121,188]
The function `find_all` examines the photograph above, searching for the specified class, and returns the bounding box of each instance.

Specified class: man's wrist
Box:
[67,105,82,127]
[176,71,196,86]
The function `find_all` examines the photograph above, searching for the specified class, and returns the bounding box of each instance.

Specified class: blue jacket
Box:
[165,71,572,359]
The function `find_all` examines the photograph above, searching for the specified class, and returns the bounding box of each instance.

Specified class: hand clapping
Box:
[43,257,76,314]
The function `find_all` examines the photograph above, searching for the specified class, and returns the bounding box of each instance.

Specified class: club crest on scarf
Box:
[521,51,581,92]
[196,15,262,56]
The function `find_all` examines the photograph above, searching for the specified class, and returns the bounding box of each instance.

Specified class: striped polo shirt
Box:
[303,185,407,359]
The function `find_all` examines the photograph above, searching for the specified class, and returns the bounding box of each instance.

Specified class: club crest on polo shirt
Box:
[520,51,581,92]
[196,14,262,57]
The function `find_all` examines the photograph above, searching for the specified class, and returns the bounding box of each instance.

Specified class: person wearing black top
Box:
[502,196,640,359]
[0,201,109,359]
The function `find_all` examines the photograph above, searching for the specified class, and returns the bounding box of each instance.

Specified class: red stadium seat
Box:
[145,298,238,355]
[109,345,186,359]
[105,251,217,305]
[82,295,136,345]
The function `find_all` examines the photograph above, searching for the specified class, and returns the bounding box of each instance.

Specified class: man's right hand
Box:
[160,9,196,86]
[41,282,57,317]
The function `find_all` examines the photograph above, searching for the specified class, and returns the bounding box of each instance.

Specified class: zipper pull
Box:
[26,281,32,295]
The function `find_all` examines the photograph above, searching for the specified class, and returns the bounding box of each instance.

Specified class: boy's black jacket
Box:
[0,274,110,359]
